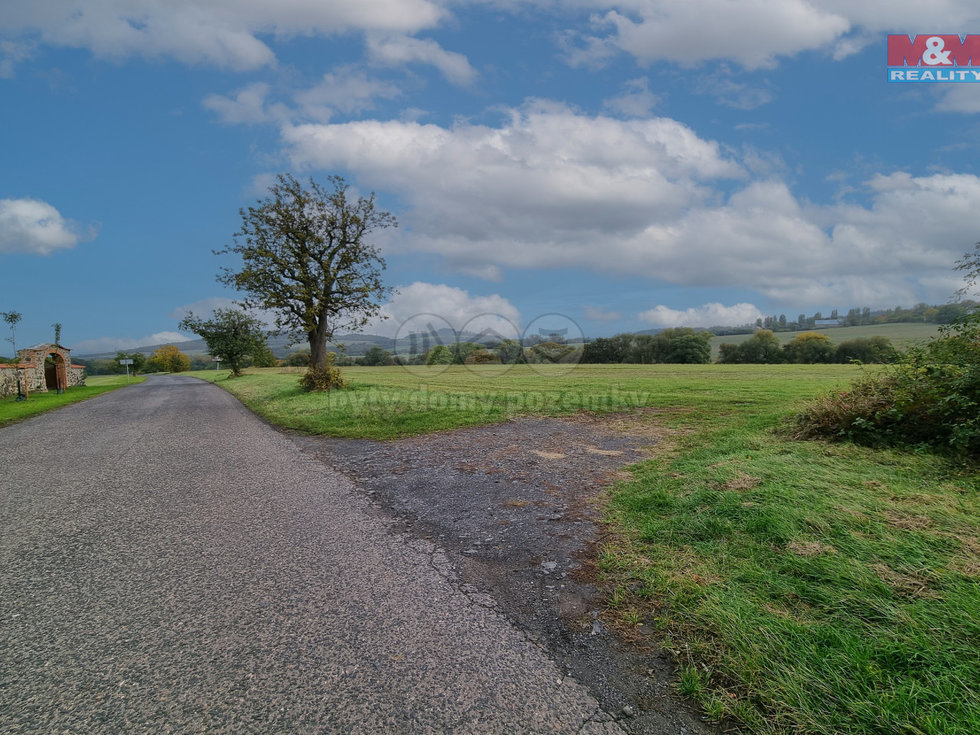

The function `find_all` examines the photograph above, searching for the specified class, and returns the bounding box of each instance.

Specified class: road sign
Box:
[119,359,134,365]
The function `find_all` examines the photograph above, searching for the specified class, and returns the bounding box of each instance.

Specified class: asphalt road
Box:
[0,376,626,734]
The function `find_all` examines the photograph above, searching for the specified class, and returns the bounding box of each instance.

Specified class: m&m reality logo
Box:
[888,35,980,82]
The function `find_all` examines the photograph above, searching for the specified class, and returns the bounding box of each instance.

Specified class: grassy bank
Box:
[191,364,978,733]
[0,374,147,427]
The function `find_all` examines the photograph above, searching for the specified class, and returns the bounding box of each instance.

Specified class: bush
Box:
[835,336,899,364]
[793,315,980,455]
[299,353,346,392]
[783,331,834,363]
[717,330,784,364]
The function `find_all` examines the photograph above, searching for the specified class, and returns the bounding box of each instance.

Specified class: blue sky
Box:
[3,2,980,354]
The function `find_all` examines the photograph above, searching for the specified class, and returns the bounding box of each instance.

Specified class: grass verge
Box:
[190,364,978,733]
[0,374,147,427]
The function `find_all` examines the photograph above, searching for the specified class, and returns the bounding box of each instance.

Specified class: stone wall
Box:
[0,344,86,397]
[0,365,23,397]
[67,365,85,388]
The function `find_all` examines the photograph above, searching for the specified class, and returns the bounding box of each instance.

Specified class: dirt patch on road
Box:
[292,409,716,735]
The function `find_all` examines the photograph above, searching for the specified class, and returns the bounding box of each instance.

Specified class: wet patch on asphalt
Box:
[292,410,716,735]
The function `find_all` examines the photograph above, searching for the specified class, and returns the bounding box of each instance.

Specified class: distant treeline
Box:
[713,300,978,335]
[717,331,898,364]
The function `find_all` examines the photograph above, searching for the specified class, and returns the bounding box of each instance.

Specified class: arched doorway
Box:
[44,352,67,393]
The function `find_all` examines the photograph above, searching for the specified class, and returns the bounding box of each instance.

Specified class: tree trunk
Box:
[308,319,330,370]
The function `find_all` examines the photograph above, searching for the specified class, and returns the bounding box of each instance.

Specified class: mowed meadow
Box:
[191,364,979,734]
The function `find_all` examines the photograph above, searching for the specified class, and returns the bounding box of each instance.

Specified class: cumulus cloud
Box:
[0,0,446,70]
[0,198,91,255]
[582,0,850,70]
[72,331,193,355]
[204,68,403,126]
[365,282,522,338]
[569,1,980,70]
[934,85,980,114]
[366,34,476,86]
[203,82,285,125]
[283,100,743,273]
[639,302,763,328]
[279,98,980,307]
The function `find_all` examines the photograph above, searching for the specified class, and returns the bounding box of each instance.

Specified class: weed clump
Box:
[299,353,346,392]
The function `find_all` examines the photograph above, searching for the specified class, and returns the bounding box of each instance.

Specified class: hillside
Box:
[709,322,941,357]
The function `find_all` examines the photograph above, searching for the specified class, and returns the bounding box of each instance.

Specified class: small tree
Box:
[216,173,395,373]
[52,322,62,345]
[179,308,267,377]
[249,342,278,367]
[2,310,22,356]
[147,344,191,373]
[665,332,712,364]
[2,310,25,399]
[115,351,147,375]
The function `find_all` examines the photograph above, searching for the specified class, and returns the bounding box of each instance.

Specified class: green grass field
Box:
[0,374,147,427]
[710,322,941,357]
[191,364,979,734]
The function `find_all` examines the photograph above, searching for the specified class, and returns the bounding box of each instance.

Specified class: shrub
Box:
[464,349,500,364]
[793,315,980,455]
[835,336,899,364]
[783,331,834,363]
[299,353,346,392]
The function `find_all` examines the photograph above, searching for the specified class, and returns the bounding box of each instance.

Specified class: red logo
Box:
[888,35,980,66]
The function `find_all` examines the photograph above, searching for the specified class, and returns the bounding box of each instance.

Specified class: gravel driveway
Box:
[1,376,629,734]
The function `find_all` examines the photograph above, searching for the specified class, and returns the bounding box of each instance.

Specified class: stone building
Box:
[0,343,85,398]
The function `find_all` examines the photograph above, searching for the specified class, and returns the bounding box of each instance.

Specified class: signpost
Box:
[119,358,134,382]
[214,357,222,371]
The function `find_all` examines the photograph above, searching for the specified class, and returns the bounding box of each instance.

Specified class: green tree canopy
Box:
[147,344,191,373]
[784,331,834,364]
[178,308,267,377]
[216,173,396,372]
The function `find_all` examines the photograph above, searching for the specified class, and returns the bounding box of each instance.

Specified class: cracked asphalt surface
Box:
[1,376,627,734]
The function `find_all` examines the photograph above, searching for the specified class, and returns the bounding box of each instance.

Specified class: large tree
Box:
[179,308,267,377]
[216,173,395,371]
[147,344,191,373]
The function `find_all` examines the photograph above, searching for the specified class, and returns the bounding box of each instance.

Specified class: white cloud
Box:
[639,302,763,328]
[0,0,446,70]
[204,68,402,126]
[365,282,522,338]
[294,66,403,119]
[0,39,34,78]
[602,77,660,117]
[0,198,91,255]
[366,34,476,86]
[282,99,980,307]
[72,331,193,355]
[934,85,980,114]
[282,100,743,277]
[569,1,980,69]
[587,0,850,70]
[203,82,285,125]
